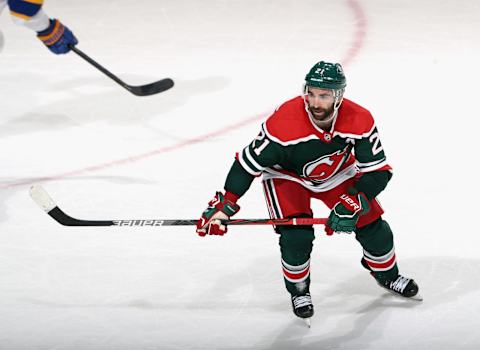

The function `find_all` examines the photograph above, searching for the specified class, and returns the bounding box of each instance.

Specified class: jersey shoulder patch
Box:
[333,99,375,138]
[264,96,321,144]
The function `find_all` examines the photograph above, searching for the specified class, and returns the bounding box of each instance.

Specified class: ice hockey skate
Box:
[291,293,314,327]
[362,258,423,301]
[376,275,423,301]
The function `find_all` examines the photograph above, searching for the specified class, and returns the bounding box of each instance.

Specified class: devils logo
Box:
[302,146,351,183]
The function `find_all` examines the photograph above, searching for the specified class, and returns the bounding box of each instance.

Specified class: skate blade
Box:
[303,318,311,328]
[385,289,423,302]
[409,293,423,302]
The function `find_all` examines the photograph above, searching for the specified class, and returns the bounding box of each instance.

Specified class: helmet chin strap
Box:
[328,88,344,123]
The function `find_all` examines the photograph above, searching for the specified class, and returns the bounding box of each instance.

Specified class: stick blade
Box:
[129,78,174,96]
[30,185,114,226]
[30,184,57,213]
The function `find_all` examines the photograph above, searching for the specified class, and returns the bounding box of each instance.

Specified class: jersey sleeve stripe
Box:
[9,10,30,19]
[238,150,262,176]
[245,146,266,172]
[23,0,44,4]
[357,158,391,172]
[11,7,49,30]
[356,158,386,167]
[8,0,42,18]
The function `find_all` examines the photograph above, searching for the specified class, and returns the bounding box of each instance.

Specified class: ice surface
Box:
[1,0,479,349]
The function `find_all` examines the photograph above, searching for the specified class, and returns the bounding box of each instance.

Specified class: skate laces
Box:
[292,294,312,309]
[389,276,411,293]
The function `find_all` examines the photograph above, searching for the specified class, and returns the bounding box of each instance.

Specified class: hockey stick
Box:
[69,45,174,96]
[29,185,327,227]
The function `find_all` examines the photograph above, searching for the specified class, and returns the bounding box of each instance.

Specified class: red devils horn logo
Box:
[303,148,349,181]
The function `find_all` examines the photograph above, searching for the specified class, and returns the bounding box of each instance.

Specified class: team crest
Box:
[302,146,350,182]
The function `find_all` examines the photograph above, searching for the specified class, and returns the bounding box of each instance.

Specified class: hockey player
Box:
[0,0,77,54]
[196,61,421,322]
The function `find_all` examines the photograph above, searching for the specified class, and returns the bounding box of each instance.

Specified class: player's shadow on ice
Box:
[247,256,480,350]
[185,254,478,350]
[18,255,479,350]
[0,72,229,138]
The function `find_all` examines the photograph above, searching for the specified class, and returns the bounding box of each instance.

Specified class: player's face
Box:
[306,87,335,121]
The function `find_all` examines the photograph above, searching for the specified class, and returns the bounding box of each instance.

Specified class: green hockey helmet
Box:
[305,61,346,90]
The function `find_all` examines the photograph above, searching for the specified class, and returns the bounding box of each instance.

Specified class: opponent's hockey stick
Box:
[69,46,174,96]
[30,185,327,227]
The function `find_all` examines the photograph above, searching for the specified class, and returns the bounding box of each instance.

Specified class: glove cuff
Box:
[224,191,240,203]
[37,19,65,46]
[220,196,240,216]
[208,192,240,217]
[36,19,56,36]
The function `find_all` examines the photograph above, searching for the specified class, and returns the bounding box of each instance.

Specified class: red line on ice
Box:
[0,0,367,190]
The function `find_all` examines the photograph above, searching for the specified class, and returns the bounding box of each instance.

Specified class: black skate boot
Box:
[361,258,422,301]
[291,293,314,326]
[378,275,422,300]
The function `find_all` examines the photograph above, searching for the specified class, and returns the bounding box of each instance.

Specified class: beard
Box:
[309,105,334,121]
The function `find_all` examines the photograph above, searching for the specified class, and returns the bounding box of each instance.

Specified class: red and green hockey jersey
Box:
[225,96,392,197]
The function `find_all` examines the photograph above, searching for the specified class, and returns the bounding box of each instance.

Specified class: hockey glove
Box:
[37,19,78,54]
[196,191,240,237]
[325,189,370,235]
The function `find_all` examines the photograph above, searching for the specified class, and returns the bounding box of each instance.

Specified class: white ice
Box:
[1,0,480,349]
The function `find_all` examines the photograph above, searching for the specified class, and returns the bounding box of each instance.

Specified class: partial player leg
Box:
[312,177,420,300]
[356,218,398,283]
[356,218,421,300]
[263,178,315,319]
[278,223,315,318]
